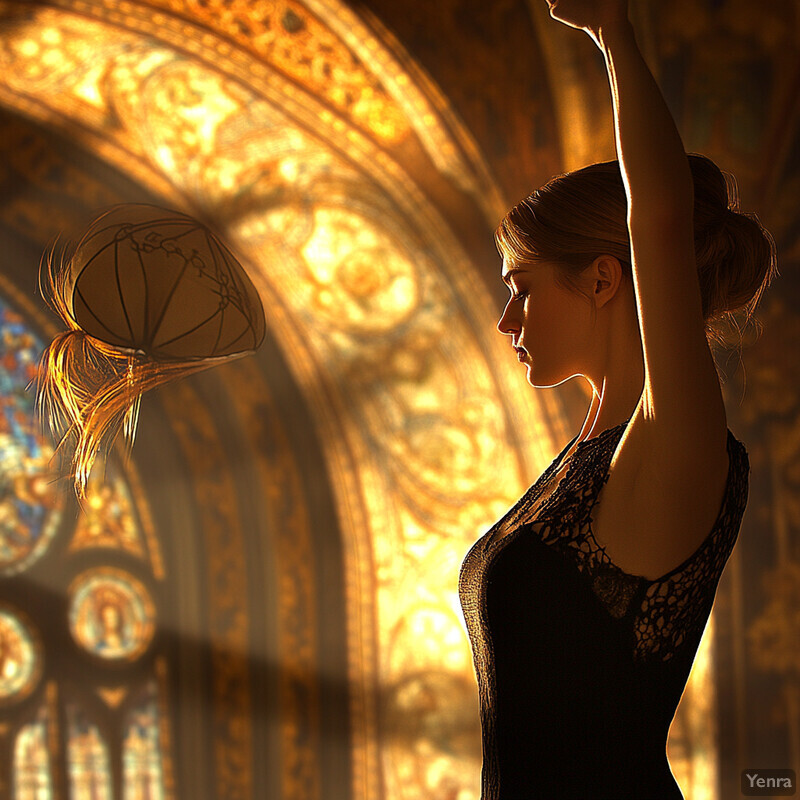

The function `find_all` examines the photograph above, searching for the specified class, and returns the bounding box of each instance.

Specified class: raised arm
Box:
[546,0,727,446]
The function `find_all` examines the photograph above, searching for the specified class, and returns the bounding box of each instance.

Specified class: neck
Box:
[579,319,645,443]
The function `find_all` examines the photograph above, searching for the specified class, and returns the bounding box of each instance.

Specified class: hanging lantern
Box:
[35,204,266,499]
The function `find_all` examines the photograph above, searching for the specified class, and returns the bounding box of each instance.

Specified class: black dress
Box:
[459,420,749,800]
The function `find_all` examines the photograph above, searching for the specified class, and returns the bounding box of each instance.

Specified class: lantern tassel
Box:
[122,356,142,454]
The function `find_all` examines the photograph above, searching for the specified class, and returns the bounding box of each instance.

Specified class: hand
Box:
[545,0,629,39]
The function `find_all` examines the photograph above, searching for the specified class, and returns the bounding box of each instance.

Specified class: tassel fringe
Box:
[34,242,227,500]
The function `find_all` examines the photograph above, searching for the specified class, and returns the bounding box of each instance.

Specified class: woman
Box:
[458,2,776,798]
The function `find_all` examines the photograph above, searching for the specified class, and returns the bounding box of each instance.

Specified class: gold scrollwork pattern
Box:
[142,0,410,143]
[0,0,410,143]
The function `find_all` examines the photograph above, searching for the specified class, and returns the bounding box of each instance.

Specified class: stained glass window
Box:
[70,472,148,561]
[69,568,156,662]
[0,607,42,704]
[13,705,53,800]
[67,705,113,800]
[0,298,63,576]
[123,683,166,800]
[0,290,169,799]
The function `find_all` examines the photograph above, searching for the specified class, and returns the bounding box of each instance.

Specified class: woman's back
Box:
[459,420,750,799]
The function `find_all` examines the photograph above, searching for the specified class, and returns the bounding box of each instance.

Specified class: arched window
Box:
[0,293,172,800]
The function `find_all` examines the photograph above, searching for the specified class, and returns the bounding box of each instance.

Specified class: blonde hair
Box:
[495,154,778,348]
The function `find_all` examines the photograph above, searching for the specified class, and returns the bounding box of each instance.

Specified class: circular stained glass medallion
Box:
[0,607,42,705]
[69,568,155,661]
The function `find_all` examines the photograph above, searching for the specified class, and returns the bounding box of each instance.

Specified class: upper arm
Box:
[607,208,731,578]
[627,206,728,454]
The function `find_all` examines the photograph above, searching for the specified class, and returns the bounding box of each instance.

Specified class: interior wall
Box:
[0,1,798,798]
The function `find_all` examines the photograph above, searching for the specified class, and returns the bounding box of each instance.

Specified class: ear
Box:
[587,255,625,309]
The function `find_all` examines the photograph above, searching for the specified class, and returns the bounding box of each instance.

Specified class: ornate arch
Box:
[0,2,565,798]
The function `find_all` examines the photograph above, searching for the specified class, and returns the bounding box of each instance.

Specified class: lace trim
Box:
[472,422,749,662]
[633,429,749,660]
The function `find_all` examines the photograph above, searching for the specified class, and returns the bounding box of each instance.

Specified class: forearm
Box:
[597,21,693,219]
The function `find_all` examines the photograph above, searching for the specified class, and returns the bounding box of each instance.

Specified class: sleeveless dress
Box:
[458,420,750,800]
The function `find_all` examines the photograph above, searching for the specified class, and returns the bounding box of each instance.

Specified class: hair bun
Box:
[688,154,778,335]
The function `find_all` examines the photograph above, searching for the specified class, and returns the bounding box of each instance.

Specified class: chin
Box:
[526,365,573,389]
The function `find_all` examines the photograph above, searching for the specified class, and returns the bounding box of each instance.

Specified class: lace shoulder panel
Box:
[633,429,750,662]
[468,422,750,665]
[503,423,750,664]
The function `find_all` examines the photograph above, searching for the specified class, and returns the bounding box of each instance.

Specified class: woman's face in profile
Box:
[496,259,595,388]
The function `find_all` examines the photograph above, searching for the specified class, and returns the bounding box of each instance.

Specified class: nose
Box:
[497,297,519,336]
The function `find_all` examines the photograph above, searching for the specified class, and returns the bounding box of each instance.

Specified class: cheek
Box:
[524,294,589,351]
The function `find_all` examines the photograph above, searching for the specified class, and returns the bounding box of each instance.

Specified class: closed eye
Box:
[511,290,528,301]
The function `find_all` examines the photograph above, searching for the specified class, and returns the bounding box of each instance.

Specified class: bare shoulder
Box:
[594,391,730,581]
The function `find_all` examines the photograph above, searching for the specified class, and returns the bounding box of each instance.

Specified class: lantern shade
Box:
[36,203,267,500]
[68,204,265,360]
